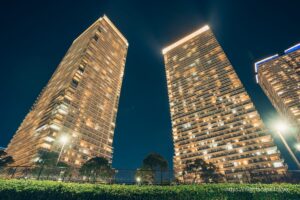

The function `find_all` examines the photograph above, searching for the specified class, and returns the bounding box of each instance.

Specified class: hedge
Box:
[0,179,300,200]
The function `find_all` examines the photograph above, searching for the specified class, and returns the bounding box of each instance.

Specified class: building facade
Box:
[162,25,286,182]
[6,15,128,166]
[255,44,300,141]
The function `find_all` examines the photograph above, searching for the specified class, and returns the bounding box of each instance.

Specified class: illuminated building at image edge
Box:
[163,25,287,182]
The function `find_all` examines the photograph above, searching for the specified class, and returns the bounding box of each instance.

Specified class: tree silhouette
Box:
[135,165,154,184]
[142,153,168,184]
[183,159,204,183]
[0,149,14,167]
[32,150,70,180]
[143,153,168,171]
[36,150,59,167]
[184,158,223,183]
[80,157,115,183]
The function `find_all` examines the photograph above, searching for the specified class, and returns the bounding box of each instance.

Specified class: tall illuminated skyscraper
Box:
[6,15,128,166]
[162,25,286,182]
[255,43,300,141]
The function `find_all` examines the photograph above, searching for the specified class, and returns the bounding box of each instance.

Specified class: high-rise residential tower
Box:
[162,25,286,182]
[6,15,128,166]
[255,44,300,141]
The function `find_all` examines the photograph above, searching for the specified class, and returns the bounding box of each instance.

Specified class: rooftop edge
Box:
[73,14,128,46]
[284,43,300,54]
[162,25,210,55]
[254,54,279,73]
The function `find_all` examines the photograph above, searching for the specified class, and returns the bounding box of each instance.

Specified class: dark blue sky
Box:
[1,0,300,170]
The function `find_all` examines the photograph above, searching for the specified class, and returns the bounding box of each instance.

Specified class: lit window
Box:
[227,143,233,150]
[267,147,277,155]
[45,136,55,142]
[211,143,218,147]
[273,162,283,168]
[189,62,196,67]
[183,123,191,129]
[75,160,80,165]
[41,143,51,149]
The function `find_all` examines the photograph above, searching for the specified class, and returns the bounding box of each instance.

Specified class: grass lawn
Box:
[0,179,300,200]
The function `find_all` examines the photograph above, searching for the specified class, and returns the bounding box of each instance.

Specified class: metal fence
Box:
[1,166,300,184]
[0,166,174,185]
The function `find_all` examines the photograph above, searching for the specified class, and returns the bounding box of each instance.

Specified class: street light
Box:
[56,135,69,165]
[275,122,288,132]
[60,135,69,144]
[136,176,141,185]
[273,121,300,169]
[295,144,300,151]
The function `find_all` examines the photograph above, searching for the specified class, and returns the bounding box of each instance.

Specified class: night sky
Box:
[1,0,300,170]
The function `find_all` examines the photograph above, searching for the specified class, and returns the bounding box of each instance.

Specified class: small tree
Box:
[183,159,204,183]
[184,158,222,183]
[79,157,114,183]
[201,161,222,183]
[56,162,73,181]
[142,153,168,184]
[34,150,69,180]
[36,150,59,167]
[143,153,168,171]
[135,166,154,184]
[0,149,14,167]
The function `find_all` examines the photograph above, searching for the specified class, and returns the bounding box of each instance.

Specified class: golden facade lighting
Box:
[255,44,300,141]
[163,25,286,182]
[6,15,128,167]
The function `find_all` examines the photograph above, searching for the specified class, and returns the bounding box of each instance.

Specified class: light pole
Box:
[136,176,141,185]
[56,135,69,165]
[274,122,300,169]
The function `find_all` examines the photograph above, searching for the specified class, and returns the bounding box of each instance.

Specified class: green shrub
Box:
[0,179,299,200]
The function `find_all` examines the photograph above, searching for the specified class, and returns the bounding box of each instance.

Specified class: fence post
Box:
[37,163,45,180]
[24,167,29,179]
[11,167,17,178]
[160,169,164,185]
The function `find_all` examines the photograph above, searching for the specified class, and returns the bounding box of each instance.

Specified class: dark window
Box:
[71,79,79,88]
[78,66,85,73]
[93,35,99,41]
